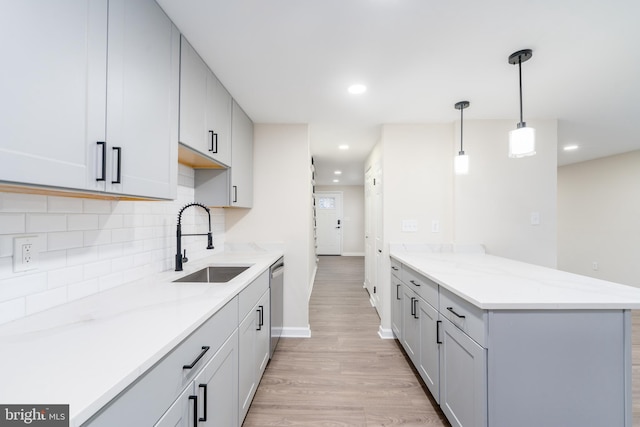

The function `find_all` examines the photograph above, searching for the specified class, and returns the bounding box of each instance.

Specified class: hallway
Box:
[242,255,449,426]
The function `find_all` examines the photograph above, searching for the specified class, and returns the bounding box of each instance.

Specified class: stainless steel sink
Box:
[173,266,251,283]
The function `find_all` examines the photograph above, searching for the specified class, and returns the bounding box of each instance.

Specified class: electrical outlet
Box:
[13,236,39,272]
[431,220,440,233]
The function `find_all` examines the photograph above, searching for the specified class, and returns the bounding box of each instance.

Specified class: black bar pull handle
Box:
[96,141,106,181]
[111,146,122,184]
[413,299,419,319]
[396,284,401,300]
[410,297,415,317]
[233,185,238,203]
[436,320,442,344]
[189,395,198,427]
[446,307,466,319]
[209,131,218,153]
[183,346,210,369]
[257,306,264,330]
[391,266,399,271]
[410,280,420,287]
[198,384,207,421]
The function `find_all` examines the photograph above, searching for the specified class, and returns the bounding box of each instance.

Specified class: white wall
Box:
[225,124,314,336]
[0,165,224,325]
[371,120,558,333]
[558,150,640,287]
[454,119,558,267]
[316,185,365,256]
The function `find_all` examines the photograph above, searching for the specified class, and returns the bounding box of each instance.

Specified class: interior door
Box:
[315,192,343,255]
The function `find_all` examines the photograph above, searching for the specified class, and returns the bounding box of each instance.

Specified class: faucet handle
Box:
[182,249,188,263]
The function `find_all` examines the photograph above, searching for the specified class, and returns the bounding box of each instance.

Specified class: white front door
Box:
[316,192,343,255]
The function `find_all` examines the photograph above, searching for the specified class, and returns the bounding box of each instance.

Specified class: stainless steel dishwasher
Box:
[269,257,284,359]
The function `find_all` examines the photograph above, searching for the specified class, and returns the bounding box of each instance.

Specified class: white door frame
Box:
[315,191,343,255]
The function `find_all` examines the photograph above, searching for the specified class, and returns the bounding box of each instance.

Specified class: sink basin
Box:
[173,266,251,283]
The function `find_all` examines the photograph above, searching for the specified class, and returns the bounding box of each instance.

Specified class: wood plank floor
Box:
[243,255,449,426]
[243,255,640,426]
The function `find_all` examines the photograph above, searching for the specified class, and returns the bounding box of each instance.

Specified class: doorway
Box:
[315,191,343,255]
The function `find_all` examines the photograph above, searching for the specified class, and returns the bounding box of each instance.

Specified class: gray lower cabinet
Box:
[439,317,486,427]
[392,257,632,427]
[84,270,272,427]
[155,330,239,427]
[239,273,270,423]
[391,276,403,340]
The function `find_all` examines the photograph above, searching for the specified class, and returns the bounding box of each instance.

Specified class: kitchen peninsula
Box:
[391,246,640,427]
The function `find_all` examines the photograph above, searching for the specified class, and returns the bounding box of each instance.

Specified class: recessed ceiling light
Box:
[563,145,579,151]
[348,84,367,95]
[334,170,342,175]
[338,145,349,150]
[333,179,340,183]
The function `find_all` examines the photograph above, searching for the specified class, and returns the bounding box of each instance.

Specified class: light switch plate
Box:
[402,220,418,232]
[13,235,39,273]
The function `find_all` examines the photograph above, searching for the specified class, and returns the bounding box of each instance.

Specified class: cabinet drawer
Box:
[84,297,238,426]
[390,258,401,278]
[402,266,438,308]
[239,270,269,320]
[439,287,486,347]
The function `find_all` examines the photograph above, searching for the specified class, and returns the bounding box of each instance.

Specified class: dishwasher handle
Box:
[271,264,285,278]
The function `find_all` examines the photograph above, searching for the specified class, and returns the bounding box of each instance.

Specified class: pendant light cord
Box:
[460,106,464,154]
[518,57,524,125]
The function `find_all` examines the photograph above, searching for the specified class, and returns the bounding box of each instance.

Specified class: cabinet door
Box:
[418,300,440,403]
[179,37,209,156]
[206,72,232,166]
[238,303,258,423]
[104,0,178,199]
[391,277,403,340]
[256,290,271,378]
[0,0,107,190]
[401,285,419,364]
[230,101,254,207]
[194,331,239,427]
[440,318,487,427]
[154,384,195,427]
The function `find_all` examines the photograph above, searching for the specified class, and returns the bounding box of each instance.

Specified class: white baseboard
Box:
[281,326,311,338]
[378,326,395,339]
[341,252,365,256]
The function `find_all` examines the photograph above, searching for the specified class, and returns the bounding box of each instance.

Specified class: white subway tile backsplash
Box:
[99,214,123,230]
[26,214,67,233]
[0,272,47,300]
[0,172,226,324]
[47,266,84,289]
[68,214,99,231]
[26,287,67,316]
[83,229,112,247]
[47,196,83,213]
[68,279,99,302]
[0,193,47,213]
[0,298,26,324]
[83,199,113,214]
[83,260,112,280]
[48,231,84,251]
[0,214,25,234]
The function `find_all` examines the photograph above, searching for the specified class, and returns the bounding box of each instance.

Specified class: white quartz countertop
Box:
[390,250,640,310]
[0,250,283,427]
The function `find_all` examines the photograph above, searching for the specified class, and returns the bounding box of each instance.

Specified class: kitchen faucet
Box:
[175,202,214,271]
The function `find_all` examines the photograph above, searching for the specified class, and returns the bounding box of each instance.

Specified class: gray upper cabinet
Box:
[0,0,178,200]
[230,101,254,208]
[0,0,107,191]
[100,0,179,199]
[179,36,232,167]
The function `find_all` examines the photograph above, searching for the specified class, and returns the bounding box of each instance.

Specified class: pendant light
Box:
[454,101,470,175]
[508,49,536,158]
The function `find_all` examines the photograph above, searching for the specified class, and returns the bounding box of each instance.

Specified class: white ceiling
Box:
[157,0,640,186]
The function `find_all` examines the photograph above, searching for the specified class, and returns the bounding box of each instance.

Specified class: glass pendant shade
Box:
[454,152,469,175]
[508,126,536,158]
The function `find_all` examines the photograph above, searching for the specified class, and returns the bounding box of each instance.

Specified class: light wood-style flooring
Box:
[244,255,640,426]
